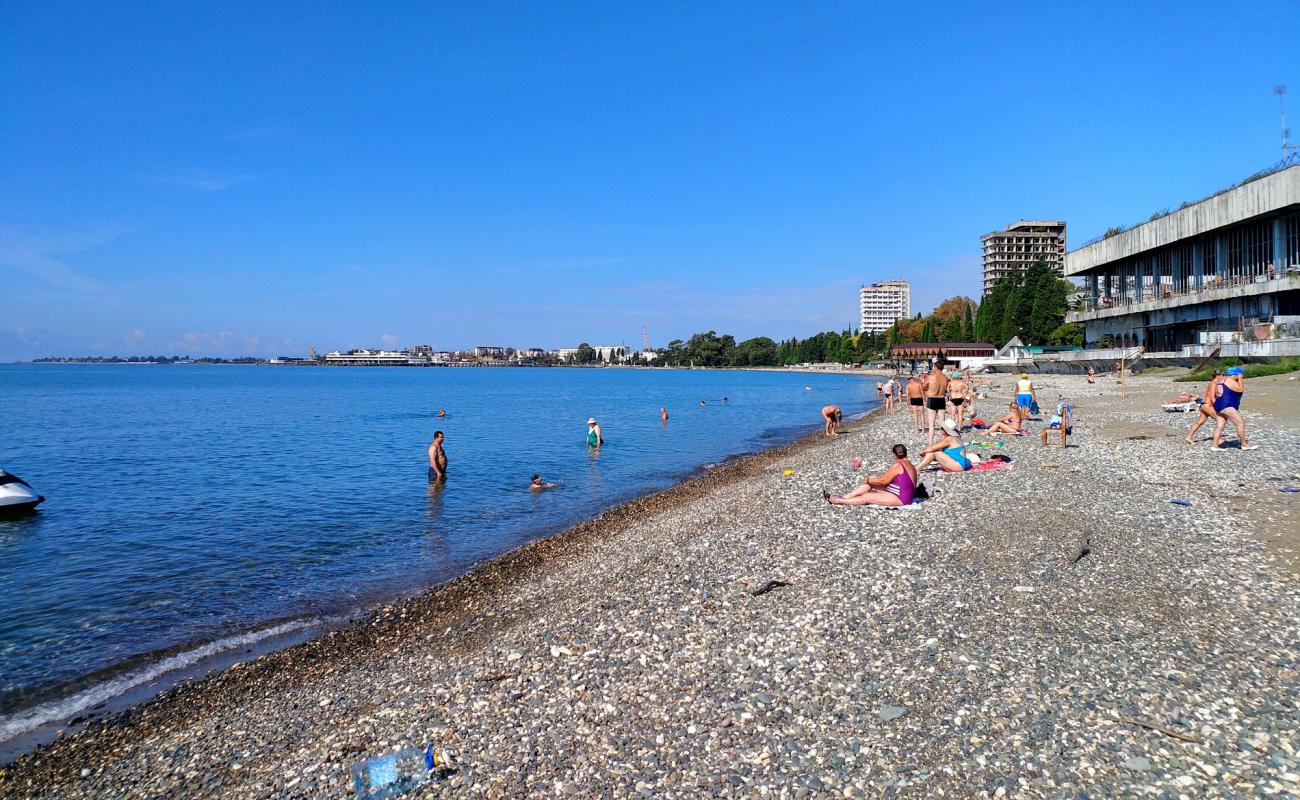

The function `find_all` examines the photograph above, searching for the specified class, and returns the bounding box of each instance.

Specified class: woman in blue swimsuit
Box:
[916,419,972,472]
[1211,367,1256,450]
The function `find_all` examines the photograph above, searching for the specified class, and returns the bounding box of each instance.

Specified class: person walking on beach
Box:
[586,417,603,448]
[1184,369,1223,444]
[823,444,917,507]
[427,430,447,481]
[822,405,842,437]
[1015,373,1037,420]
[924,364,950,444]
[1210,367,1257,451]
[882,376,898,414]
[905,376,925,432]
[947,370,970,430]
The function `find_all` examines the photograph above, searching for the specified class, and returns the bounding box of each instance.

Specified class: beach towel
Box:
[970,459,1013,472]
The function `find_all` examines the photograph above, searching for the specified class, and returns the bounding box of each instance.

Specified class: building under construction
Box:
[980,220,1067,294]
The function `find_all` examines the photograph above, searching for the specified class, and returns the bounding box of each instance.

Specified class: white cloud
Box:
[167,331,294,357]
[380,333,399,346]
[122,329,146,347]
[147,170,259,192]
[0,224,130,292]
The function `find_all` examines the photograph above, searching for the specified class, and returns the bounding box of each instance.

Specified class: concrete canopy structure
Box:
[1066,165,1300,353]
[981,221,1066,295]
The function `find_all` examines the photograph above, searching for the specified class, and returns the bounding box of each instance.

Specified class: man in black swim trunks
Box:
[924,361,950,444]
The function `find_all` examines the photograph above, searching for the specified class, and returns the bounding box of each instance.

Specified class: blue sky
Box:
[2,1,1296,359]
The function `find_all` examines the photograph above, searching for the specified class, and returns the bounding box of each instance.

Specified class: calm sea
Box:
[0,364,874,750]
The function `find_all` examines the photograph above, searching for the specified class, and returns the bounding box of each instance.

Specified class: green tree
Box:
[732,336,778,366]
[574,343,595,364]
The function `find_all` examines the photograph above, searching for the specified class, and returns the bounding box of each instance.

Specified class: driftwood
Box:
[1119,717,1203,744]
[1068,537,1092,564]
[751,580,792,597]
[474,672,515,683]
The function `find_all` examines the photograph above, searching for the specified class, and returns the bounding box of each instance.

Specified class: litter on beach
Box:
[1170,499,1193,506]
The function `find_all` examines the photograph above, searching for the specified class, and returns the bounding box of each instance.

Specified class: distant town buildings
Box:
[980,220,1067,294]
[1066,164,1300,355]
[858,280,911,333]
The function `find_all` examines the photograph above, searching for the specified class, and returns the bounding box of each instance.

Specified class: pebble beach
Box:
[3,371,1299,799]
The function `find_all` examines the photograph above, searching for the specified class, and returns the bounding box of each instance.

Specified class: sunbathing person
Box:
[1184,369,1222,444]
[984,402,1024,436]
[916,420,971,472]
[824,444,917,506]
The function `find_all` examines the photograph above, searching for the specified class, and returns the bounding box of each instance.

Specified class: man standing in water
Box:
[427,430,447,481]
[924,362,950,444]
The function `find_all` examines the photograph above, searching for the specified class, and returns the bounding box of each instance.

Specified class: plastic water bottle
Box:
[351,743,452,799]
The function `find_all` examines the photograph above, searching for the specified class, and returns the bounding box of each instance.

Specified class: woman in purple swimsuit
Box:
[824,444,918,507]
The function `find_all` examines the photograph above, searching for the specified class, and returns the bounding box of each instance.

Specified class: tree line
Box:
[972,260,1082,347]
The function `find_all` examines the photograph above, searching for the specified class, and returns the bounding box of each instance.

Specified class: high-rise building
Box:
[980,220,1067,294]
[859,279,911,333]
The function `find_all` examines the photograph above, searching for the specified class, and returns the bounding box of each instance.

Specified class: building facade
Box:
[1065,165,1300,353]
[859,279,911,333]
[981,220,1067,294]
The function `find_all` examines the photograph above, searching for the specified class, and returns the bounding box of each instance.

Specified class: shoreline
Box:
[4,373,1298,797]
[0,405,879,766]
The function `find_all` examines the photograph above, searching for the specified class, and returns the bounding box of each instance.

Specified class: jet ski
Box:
[0,470,45,517]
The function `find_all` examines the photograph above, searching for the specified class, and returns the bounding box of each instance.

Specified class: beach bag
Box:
[914,480,931,500]
[971,418,987,429]
[1030,399,1041,415]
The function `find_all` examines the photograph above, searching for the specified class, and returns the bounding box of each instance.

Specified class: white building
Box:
[323,349,414,365]
[859,280,911,333]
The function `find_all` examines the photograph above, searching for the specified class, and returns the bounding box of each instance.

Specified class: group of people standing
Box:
[876,365,978,443]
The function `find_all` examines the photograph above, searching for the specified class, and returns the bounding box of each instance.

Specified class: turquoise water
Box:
[0,364,874,742]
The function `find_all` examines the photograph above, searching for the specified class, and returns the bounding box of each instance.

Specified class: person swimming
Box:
[824,444,917,506]
[660,406,669,421]
[530,474,556,491]
[434,409,447,418]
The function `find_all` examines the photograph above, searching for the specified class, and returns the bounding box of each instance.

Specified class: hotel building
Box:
[859,280,911,333]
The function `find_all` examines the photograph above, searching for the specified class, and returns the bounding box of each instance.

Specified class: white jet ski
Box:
[0,470,45,517]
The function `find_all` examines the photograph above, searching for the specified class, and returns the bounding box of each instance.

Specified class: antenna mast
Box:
[642,325,651,352]
[1275,85,1300,169]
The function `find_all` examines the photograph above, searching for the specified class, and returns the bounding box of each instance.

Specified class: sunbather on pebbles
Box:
[824,444,918,506]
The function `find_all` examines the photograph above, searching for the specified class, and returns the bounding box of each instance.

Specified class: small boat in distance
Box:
[0,470,45,517]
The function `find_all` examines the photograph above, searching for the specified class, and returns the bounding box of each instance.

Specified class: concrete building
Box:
[981,220,1067,294]
[1065,165,1300,355]
[858,280,911,333]
[474,346,506,359]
